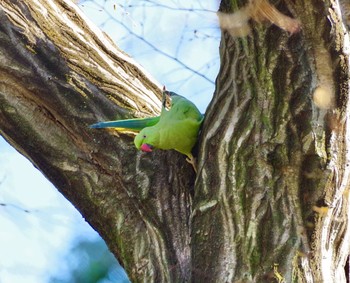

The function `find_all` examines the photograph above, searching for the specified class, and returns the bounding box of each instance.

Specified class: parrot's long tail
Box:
[90,116,160,131]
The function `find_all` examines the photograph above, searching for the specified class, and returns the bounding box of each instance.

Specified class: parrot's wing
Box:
[156,95,203,155]
[90,116,160,132]
[168,94,203,122]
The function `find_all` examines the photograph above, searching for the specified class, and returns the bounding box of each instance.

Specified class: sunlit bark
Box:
[0,0,349,282]
[193,1,350,282]
[0,1,192,282]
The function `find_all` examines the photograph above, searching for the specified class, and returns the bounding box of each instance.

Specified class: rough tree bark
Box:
[0,0,349,282]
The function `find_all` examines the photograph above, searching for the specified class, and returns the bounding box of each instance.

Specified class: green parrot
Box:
[90,90,204,171]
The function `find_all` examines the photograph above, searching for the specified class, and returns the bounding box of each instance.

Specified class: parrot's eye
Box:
[143,135,146,138]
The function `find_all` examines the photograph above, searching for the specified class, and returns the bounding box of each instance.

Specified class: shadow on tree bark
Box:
[0,0,350,282]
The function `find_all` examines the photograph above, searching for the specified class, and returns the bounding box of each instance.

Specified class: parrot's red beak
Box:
[140,143,153,152]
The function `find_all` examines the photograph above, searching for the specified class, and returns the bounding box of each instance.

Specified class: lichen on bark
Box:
[0,0,350,282]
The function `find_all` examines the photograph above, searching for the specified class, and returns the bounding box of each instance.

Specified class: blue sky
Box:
[0,136,100,283]
[0,1,220,282]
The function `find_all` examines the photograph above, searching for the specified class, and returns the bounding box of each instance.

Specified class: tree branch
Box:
[1,0,350,282]
[0,0,194,281]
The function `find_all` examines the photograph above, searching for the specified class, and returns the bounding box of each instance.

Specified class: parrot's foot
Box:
[186,155,197,173]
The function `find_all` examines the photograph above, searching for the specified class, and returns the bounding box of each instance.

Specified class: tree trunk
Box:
[0,0,193,282]
[0,0,349,282]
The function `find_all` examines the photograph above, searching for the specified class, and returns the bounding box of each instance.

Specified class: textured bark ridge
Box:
[0,1,193,282]
[193,0,350,282]
[0,0,350,282]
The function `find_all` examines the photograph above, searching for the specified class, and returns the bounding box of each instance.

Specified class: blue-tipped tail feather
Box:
[90,116,160,131]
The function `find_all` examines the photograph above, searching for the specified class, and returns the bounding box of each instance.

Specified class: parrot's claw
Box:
[186,155,197,173]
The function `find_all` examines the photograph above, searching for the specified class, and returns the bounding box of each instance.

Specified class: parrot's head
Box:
[134,128,157,153]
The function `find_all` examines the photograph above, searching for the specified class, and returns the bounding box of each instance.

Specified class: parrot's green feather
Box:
[91,91,203,165]
[90,116,160,132]
[134,91,203,158]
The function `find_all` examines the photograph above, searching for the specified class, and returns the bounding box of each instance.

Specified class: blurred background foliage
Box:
[49,239,129,283]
